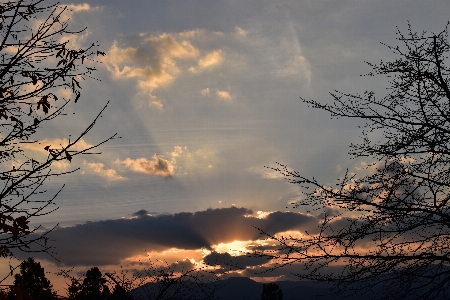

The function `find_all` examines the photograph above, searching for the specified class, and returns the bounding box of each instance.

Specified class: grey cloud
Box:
[132,209,149,217]
[19,207,318,267]
[132,259,196,279]
[115,156,174,178]
[241,261,349,281]
[141,156,172,178]
[204,252,270,270]
[161,259,195,273]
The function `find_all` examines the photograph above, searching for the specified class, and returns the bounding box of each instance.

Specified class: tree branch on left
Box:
[0,0,115,282]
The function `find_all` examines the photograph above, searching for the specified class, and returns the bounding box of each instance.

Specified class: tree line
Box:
[1,257,284,300]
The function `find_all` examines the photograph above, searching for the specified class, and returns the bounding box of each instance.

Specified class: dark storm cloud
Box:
[204,252,270,270]
[20,207,318,266]
[241,261,349,281]
[132,209,149,217]
[131,259,196,278]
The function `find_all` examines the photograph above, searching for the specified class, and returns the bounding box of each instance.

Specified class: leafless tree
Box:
[261,23,450,300]
[58,258,221,300]
[108,258,220,300]
[0,0,113,280]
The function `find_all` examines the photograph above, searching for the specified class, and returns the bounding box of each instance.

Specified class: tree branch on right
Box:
[263,23,450,300]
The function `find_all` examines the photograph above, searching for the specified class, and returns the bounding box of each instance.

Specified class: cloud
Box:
[23,138,94,153]
[240,260,348,281]
[83,161,125,180]
[52,160,71,171]
[216,90,232,101]
[53,4,100,49]
[204,252,270,270]
[150,99,164,110]
[114,146,216,178]
[20,207,319,266]
[201,88,211,96]
[132,209,149,217]
[152,258,196,274]
[247,166,285,180]
[34,3,95,29]
[201,88,233,102]
[276,55,311,83]
[168,145,217,175]
[235,26,247,37]
[105,33,199,97]
[189,50,223,73]
[64,3,92,12]
[116,155,174,177]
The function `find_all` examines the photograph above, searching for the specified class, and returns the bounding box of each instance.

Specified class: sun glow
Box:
[212,238,275,255]
[122,248,207,266]
[213,240,254,254]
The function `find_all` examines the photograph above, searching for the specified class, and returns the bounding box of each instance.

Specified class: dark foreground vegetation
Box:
[0,257,289,300]
[10,258,443,299]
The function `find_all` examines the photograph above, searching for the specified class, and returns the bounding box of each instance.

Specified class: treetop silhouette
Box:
[12,257,56,300]
[261,282,283,300]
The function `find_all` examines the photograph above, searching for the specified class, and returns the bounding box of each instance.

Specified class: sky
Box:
[2,0,450,295]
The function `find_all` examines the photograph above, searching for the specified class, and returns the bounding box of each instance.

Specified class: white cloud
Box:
[64,3,92,12]
[23,138,94,154]
[235,26,247,37]
[168,146,217,175]
[51,160,71,171]
[201,88,211,96]
[216,90,232,102]
[60,29,93,50]
[44,3,100,49]
[189,50,223,73]
[84,161,125,181]
[150,99,164,110]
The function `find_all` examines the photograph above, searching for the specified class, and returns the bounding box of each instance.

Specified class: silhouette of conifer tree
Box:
[12,257,56,300]
[261,283,283,300]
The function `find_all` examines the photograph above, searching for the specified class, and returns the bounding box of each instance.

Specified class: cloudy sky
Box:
[2,0,450,294]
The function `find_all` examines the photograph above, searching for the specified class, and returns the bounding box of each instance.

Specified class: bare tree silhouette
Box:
[107,258,221,300]
[260,23,450,300]
[0,0,114,280]
[58,258,222,300]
